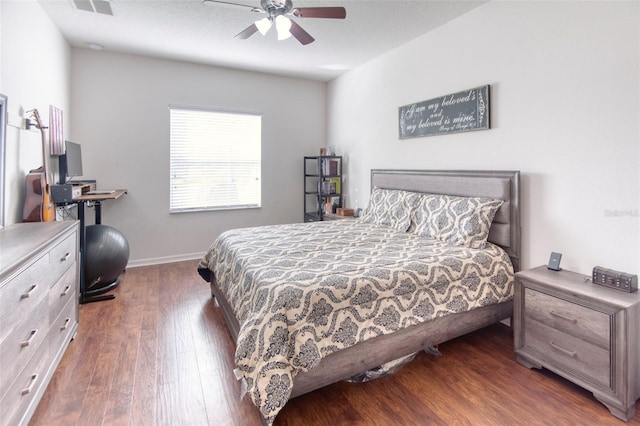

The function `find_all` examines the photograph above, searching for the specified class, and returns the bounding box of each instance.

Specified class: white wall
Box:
[328,1,639,276]
[3,1,637,275]
[1,1,71,225]
[71,50,326,265]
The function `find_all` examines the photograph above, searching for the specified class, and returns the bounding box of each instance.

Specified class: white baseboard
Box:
[126,252,204,269]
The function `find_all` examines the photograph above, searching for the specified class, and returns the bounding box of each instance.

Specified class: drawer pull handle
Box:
[21,329,38,347]
[60,252,71,262]
[21,374,38,395]
[61,285,71,297]
[550,310,577,323]
[549,341,577,358]
[20,284,38,299]
[60,318,71,331]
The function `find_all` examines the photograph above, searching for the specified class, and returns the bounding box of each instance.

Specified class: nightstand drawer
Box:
[525,318,610,388]
[524,288,610,349]
[514,266,640,421]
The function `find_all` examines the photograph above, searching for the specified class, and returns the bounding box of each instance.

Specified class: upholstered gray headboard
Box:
[370,169,521,271]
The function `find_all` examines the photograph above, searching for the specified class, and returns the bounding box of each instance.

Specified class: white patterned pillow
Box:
[359,187,420,231]
[412,193,503,249]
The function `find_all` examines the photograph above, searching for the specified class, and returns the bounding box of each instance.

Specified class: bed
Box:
[197,169,521,425]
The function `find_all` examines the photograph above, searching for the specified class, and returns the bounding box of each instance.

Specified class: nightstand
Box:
[514,266,640,421]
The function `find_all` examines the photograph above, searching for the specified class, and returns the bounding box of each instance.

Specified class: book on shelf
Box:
[329,177,340,194]
[320,158,340,176]
[329,159,339,175]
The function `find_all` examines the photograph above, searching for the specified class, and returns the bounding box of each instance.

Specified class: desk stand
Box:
[75,190,128,304]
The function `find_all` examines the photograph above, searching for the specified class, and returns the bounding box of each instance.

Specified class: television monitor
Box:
[58,140,83,184]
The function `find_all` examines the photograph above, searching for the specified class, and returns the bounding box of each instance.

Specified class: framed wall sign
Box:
[399,85,490,139]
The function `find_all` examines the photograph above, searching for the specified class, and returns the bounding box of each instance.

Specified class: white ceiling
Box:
[38,0,485,81]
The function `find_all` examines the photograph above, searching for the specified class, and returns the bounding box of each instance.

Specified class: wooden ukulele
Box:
[23,109,56,222]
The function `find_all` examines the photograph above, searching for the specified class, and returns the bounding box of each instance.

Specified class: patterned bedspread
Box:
[197,219,514,424]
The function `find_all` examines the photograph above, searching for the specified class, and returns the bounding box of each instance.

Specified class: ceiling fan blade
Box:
[202,0,262,13]
[293,7,346,19]
[289,20,314,45]
[235,23,259,39]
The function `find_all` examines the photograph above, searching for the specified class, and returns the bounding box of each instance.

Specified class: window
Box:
[169,106,261,213]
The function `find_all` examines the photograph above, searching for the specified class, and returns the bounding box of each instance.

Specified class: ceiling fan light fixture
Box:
[275,15,292,40]
[205,0,346,45]
[255,17,272,35]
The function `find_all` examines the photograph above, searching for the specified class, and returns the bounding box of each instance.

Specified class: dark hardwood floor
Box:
[31,260,638,425]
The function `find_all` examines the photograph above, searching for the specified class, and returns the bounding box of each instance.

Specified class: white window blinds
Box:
[169,107,262,213]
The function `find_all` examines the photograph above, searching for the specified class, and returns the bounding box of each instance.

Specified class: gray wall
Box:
[71,50,326,265]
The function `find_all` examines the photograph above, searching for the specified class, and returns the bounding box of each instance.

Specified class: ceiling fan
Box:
[203,0,346,45]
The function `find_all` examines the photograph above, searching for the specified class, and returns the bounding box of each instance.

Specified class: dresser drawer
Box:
[0,297,49,399]
[0,222,80,426]
[525,317,611,388]
[524,288,610,349]
[0,337,50,426]
[48,233,77,286]
[0,254,49,343]
[49,266,77,324]
[49,295,77,361]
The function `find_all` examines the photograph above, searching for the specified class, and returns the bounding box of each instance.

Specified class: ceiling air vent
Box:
[73,0,113,16]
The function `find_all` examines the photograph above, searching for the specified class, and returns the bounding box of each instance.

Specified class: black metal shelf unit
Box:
[304,155,343,222]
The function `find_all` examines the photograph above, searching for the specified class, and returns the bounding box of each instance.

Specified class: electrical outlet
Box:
[7,111,24,128]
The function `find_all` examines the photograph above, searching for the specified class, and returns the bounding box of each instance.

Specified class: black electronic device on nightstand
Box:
[592,266,638,293]
[547,252,562,271]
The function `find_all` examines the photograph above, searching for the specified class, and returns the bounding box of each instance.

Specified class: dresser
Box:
[514,266,640,421]
[0,221,79,426]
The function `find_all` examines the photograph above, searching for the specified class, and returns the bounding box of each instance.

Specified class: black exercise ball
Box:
[84,224,130,291]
